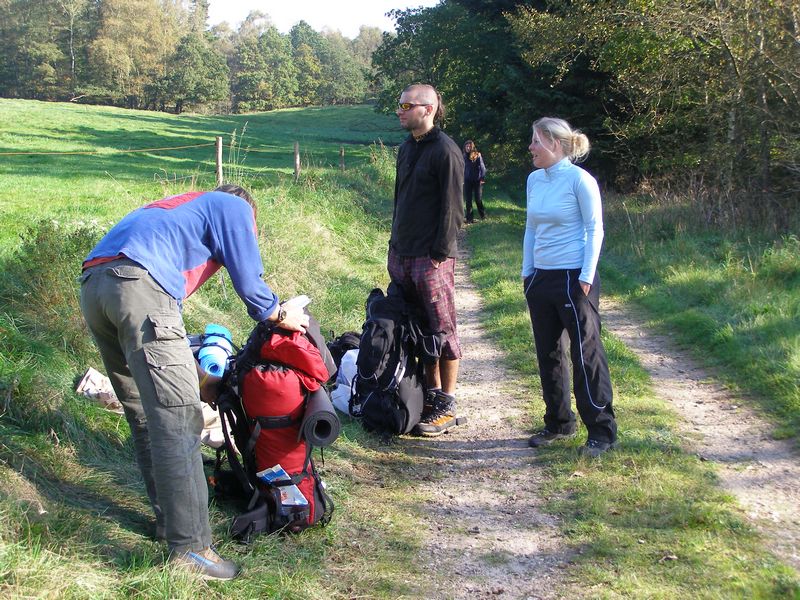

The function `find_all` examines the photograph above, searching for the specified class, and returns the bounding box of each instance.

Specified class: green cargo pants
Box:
[79,258,211,553]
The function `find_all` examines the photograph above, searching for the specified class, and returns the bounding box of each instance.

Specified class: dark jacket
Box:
[464,151,487,182]
[390,127,465,261]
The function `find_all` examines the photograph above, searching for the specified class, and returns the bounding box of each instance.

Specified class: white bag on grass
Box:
[331,349,358,414]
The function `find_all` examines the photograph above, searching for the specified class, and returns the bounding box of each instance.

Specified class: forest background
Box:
[2,0,798,229]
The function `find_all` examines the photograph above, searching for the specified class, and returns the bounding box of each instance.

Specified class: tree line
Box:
[372,0,799,229]
[0,0,382,113]
[3,0,797,228]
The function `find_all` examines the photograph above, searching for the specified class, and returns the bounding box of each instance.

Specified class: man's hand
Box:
[198,370,222,404]
[430,258,441,269]
[271,302,310,333]
[580,281,591,296]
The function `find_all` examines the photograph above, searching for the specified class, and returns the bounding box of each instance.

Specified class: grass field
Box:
[0,98,797,598]
[0,99,400,251]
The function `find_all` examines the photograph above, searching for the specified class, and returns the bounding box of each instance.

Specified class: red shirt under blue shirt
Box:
[83,190,278,322]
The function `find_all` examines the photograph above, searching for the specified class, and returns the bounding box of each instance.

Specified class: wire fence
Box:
[1,138,355,184]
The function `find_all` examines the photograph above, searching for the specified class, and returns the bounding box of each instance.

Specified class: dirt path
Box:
[396,245,798,598]
[602,300,800,572]
[402,246,572,600]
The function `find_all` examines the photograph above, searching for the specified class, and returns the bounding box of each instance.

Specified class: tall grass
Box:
[603,192,800,438]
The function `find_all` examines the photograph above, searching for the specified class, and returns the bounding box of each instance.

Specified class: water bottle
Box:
[197,324,233,376]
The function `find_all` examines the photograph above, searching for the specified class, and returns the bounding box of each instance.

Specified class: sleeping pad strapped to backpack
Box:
[212,317,338,541]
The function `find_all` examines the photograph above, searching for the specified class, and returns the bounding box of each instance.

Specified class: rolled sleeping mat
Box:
[300,386,340,447]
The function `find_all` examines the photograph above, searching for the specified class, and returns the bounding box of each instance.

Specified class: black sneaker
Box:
[579,439,616,458]
[527,429,576,448]
[415,394,458,437]
[170,545,240,580]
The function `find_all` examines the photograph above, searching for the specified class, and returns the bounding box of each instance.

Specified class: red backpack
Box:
[212,318,339,540]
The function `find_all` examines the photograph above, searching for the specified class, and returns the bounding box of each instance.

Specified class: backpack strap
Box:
[216,386,261,510]
[254,414,302,429]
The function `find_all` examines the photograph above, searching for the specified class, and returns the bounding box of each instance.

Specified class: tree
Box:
[293,42,322,105]
[318,30,368,104]
[351,26,384,98]
[57,0,88,95]
[189,0,209,33]
[162,34,229,113]
[372,1,610,176]
[509,0,800,220]
[88,0,181,107]
[288,21,368,106]
[351,25,383,69]
[231,24,298,111]
[0,0,68,99]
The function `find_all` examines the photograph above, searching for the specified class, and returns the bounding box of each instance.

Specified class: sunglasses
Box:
[397,102,431,111]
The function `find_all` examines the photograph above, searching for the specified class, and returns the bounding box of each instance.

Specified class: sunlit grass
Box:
[463,185,799,597]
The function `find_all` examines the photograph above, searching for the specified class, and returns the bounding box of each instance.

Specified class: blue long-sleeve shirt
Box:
[83,190,279,322]
[521,158,604,284]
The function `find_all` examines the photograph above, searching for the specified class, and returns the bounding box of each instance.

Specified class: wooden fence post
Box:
[339,146,345,171]
[215,137,226,293]
[294,141,300,183]
[215,136,223,186]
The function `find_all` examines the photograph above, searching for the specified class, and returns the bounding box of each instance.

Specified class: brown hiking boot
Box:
[414,393,458,437]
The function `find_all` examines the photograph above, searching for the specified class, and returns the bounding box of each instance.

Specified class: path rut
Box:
[393,251,799,599]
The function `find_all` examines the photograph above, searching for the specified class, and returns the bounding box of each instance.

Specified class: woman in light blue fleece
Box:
[522,117,618,457]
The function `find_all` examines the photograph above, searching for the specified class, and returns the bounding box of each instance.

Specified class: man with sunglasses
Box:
[389,83,465,436]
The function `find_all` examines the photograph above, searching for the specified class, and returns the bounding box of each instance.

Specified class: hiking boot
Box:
[415,393,458,437]
[527,429,576,448]
[579,439,617,458]
[420,389,437,421]
[169,545,240,580]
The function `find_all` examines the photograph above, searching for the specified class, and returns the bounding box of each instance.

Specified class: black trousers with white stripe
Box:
[523,268,617,443]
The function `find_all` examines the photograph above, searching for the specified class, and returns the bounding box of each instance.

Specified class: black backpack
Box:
[349,283,431,434]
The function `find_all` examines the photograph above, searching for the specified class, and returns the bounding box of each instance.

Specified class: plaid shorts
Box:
[387,248,462,360]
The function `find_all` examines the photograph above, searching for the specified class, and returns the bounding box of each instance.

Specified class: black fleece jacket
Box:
[390,127,465,261]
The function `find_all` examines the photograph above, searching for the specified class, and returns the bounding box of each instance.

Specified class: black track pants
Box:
[523,268,617,443]
[464,180,484,222]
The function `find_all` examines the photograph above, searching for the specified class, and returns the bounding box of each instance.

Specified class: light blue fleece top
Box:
[521,158,604,283]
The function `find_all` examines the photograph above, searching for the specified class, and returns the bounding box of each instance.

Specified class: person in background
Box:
[521,117,618,457]
[79,185,309,579]
[391,83,465,436]
[462,140,487,223]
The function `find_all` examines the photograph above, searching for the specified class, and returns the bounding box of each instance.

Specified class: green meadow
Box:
[0,99,797,598]
[0,99,398,250]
